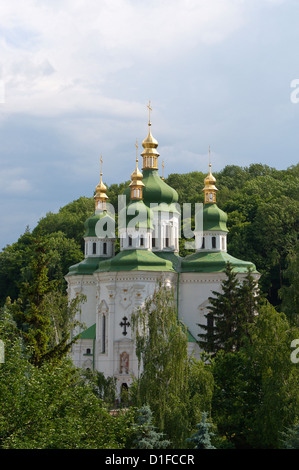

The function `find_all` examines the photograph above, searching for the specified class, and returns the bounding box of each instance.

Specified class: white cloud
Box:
[0,0,247,118]
[0,168,32,194]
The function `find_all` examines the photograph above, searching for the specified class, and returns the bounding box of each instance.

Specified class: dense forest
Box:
[0,163,298,449]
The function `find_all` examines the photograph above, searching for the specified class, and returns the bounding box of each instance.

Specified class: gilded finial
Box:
[95,154,108,210]
[135,139,138,168]
[203,145,217,204]
[100,154,103,182]
[142,100,159,169]
[162,160,165,180]
[130,139,144,200]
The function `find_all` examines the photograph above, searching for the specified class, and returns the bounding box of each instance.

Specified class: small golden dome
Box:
[130,140,144,200]
[94,156,108,210]
[203,148,218,204]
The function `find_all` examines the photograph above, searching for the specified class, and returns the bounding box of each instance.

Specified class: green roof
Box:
[95,249,175,272]
[66,257,107,276]
[155,251,182,272]
[79,323,96,340]
[180,251,257,274]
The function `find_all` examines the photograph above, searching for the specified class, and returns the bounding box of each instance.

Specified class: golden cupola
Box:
[129,140,144,200]
[203,146,218,204]
[94,155,108,211]
[141,100,160,170]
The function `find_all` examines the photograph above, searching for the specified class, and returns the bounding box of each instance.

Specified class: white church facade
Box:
[66,108,259,395]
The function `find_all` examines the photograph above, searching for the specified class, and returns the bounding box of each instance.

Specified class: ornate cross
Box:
[135,139,138,166]
[147,100,152,124]
[120,316,130,336]
[100,154,103,178]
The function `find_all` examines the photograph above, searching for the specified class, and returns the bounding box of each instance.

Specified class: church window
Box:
[128,235,132,247]
[152,237,156,248]
[165,226,169,248]
[92,242,97,254]
[103,242,107,255]
[86,348,91,355]
[140,235,144,246]
[201,237,205,249]
[102,315,106,353]
[212,236,216,249]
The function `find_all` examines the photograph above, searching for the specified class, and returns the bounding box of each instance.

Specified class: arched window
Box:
[201,237,205,249]
[92,242,97,254]
[212,236,216,249]
[102,315,106,353]
[128,235,132,247]
[103,242,107,255]
[140,235,144,246]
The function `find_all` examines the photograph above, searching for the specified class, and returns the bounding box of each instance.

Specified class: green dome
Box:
[84,211,115,237]
[142,169,179,206]
[119,200,153,230]
[95,249,175,272]
[122,169,178,209]
[198,203,228,232]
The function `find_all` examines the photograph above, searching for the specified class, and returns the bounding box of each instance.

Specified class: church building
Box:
[66,105,259,395]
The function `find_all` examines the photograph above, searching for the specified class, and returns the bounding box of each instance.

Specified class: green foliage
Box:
[186,412,215,449]
[280,424,299,449]
[0,310,134,449]
[131,282,214,447]
[210,302,299,449]
[7,236,84,367]
[279,240,299,325]
[80,369,117,407]
[132,405,170,449]
[198,263,260,354]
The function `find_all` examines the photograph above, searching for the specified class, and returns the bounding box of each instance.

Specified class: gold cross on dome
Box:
[100,154,103,173]
[147,100,152,124]
[135,139,138,167]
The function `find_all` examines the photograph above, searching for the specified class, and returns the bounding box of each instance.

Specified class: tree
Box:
[280,424,299,449]
[131,281,189,445]
[186,412,215,449]
[0,309,134,449]
[198,263,260,354]
[279,241,299,326]
[131,281,214,447]
[132,405,170,449]
[211,302,299,449]
[8,236,84,367]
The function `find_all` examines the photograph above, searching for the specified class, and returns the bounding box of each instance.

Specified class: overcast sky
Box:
[0,0,298,250]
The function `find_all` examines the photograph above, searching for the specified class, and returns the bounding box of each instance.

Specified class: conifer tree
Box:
[186,412,215,449]
[132,405,170,449]
[198,263,259,354]
[9,236,83,367]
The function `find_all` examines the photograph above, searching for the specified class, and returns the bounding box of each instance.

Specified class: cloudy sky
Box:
[0,0,298,249]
